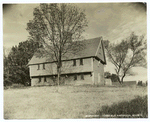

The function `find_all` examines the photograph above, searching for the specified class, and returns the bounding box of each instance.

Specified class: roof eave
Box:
[94,56,106,65]
[101,40,107,65]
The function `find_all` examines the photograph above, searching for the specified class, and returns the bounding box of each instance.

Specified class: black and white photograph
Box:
[2,1,148,120]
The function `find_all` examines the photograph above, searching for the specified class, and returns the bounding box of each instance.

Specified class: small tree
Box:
[104,33,147,84]
[104,71,111,78]
[26,3,88,87]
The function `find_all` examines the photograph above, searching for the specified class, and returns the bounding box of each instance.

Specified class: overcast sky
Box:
[3,3,146,48]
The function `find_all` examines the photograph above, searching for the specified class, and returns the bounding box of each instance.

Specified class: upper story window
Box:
[37,64,40,70]
[98,61,101,66]
[43,63,45,69]
[73,59,76,66]
[80,59,83,65]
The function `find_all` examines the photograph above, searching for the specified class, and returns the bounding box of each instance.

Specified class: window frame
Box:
[74,74,77,81]
[98,61,101,66]
[44,77,47,82]
[73,59,76,66]
[80,59,83,65]
[43,63,45,70]
[37,64,40,70]
[81,74,84,80]
[39,77,41,83]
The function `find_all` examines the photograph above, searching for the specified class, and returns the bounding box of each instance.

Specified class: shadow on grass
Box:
[96,95,148,118]
[4,86,32,90]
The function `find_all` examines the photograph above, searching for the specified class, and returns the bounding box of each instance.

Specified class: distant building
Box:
[28,37,106,86]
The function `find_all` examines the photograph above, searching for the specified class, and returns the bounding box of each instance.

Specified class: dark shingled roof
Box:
[28,37,106,65]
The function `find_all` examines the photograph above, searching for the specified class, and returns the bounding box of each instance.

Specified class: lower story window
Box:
[44,77,47,82]
[39,77,41,83]
[65,75,68,78]
[81,74,84,80]
[74,74,77,81]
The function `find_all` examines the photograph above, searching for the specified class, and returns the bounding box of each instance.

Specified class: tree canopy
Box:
[104,32,147,83]
[4,39,39,86]
[26,3,88,86]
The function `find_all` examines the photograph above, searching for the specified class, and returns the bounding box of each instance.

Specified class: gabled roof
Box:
[28,37,106,65]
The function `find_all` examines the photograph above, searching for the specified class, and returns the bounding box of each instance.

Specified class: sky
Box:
[3,3,146,48]
[2,2,147,80]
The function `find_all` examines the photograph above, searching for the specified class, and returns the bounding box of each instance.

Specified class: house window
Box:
[65,75,68,78]
[80,59,83,65]
[43,63,45,69]
[74,74,77,81]
[73,59,76,66]
[98,61,101,66]
[37,64,40,70]
[44,77,47,82]
[39,77,41,83]
[81,74,84,80]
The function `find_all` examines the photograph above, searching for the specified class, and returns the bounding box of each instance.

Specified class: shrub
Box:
[137,80,142,86]
[96,95,148,118]
[111,74,120,82]
[104,72,112,78]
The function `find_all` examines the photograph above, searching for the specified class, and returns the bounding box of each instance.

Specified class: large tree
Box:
[26,3,88,86]
[5,39,39,85]
[104,33,147,84]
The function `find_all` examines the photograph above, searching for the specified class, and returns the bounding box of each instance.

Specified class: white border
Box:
[1,1,149,122]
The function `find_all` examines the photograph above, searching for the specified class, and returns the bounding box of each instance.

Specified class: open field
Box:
[4,85,147,119]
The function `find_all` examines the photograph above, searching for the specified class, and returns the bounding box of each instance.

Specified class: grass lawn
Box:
[4,85,147,119]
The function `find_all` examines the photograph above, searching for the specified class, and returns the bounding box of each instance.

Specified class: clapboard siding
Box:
[29,58,92,77]
[93,58,104,85]
[62,73,92,85]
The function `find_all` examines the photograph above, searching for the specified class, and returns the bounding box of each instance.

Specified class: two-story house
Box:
[28,37,106,86]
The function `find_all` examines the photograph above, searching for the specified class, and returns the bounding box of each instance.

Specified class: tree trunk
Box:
[118,76,121,84]
[120,75,125,84]
[56,67,60,92]
[57,67,60,86]
[57,59,61,92]
[116,72,121,84]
